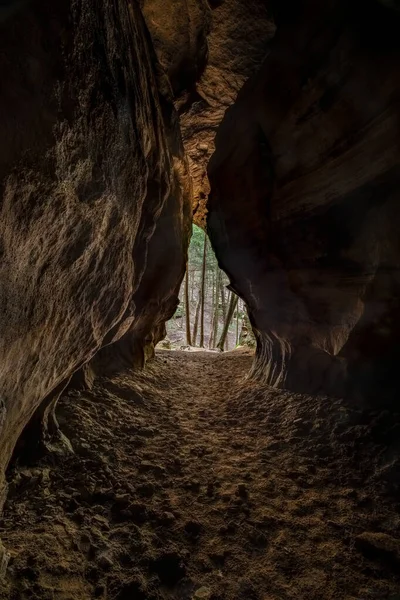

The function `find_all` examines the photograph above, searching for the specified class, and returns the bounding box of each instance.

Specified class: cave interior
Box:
[0,0,400,598]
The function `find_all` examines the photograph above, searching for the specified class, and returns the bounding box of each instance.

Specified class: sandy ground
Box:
[1,349,400,600]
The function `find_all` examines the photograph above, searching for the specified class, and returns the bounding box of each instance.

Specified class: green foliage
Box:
[166,224,248,350]
[188,225,218,272]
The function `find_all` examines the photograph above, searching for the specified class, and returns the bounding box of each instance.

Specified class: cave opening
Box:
[161,224,253,352]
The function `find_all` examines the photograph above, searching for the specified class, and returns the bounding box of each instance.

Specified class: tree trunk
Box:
[239,307,256,348]
[209,267,220,348]
[209,268,216,348]
[214,270,221,345]
[185,261,192,346]
[199,230,207,348]
[236,299,240,346]
[190,268,194,302]
[192,292,201,346]
[217,293,238,351]
[220,280,227,323]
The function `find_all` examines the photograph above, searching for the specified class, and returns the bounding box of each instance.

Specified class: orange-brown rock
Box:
[143,0,275,227]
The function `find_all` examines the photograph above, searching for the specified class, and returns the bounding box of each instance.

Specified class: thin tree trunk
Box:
[184,262,192,346]
[225,290,233,350]
[204,264,209,346]
[199,230,207,348]
[236,299,240,346]
[192,293,201,346]
[209,268,216,348]
[214,269,221,345]
[209,266,220,348]
[220,281,227,323]
[217,293,238,351]
[190,268,194,302]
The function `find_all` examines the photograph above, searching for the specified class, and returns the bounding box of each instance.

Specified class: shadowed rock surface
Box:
[207,0,400,403]
[0,0,400,594]
[0,0,191,509]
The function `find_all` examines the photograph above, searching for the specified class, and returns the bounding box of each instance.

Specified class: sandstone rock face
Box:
[89,150,192,376]
[143,0,275,226]
[0,0,190,508]
[208,0,400,403]
[142,0,211,97]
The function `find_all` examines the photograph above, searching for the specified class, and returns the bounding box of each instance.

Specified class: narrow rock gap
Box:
[1,0,400,598]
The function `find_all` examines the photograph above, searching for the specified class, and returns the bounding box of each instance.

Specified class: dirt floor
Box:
[1,349,400,600]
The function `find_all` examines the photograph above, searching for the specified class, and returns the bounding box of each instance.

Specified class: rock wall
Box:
[0,0,191,509]
[208,0,400,404]
[143,0,275,226]
[142,0,211,97]
[2,0,400,521]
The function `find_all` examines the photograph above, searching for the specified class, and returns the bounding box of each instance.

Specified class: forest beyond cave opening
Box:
[163,225,254,353]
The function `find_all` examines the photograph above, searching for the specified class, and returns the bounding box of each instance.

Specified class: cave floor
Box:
[1,349,400,600]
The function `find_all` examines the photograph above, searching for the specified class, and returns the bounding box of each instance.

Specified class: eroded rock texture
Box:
[1,0,400,526]
[143,0,275,226]
[208,0,400,404]
[0,0,190,508]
